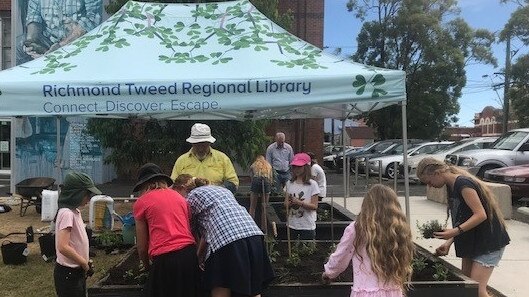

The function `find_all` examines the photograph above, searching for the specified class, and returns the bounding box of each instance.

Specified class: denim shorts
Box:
[473,247,505,267]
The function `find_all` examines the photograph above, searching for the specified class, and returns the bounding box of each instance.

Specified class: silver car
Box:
[406,137,498,181]
[368,141,453,178]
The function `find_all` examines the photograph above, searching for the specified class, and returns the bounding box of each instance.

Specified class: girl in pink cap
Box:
[284,152,320,240]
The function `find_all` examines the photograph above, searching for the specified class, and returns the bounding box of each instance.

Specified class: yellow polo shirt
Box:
[170,148,239,187]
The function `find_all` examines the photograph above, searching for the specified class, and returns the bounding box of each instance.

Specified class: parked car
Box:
[334,140,403,172]
[404,137,498,181]
[356,142,417,174]
[324,145,354,156]
[368,141,453,179]
[323,147,358,169]
[445,128,529,177]
[484,164,529,201]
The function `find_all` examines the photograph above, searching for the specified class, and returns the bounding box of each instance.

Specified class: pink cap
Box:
[290,153,311,166]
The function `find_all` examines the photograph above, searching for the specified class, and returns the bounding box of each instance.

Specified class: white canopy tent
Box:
[0,0,411,218]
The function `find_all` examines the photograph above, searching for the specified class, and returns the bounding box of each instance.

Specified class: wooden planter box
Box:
[88,201,506,297]
[88,244,483,297]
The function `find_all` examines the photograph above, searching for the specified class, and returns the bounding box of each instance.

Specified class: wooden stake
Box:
[286,202,292,257]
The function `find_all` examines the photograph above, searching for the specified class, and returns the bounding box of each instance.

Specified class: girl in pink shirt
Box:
[322,184,414,297]
[55,171,102,297]
[133,163,199,297]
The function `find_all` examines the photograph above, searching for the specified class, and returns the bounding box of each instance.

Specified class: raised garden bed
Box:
[267,202,356,240]
[88,201,506,297]
[88,241,482,297]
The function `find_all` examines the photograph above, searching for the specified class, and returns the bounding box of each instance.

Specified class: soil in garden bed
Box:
[100,242,461,286]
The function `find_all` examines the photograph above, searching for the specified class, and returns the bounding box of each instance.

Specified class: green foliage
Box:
[432,262,449,281]
[510,54,529,127]
[296,241,317,257]
[265,236,280,263]
[86,119,270,178]
[317,208,331,221]
[346,0,496,139]
[286,251,301,267]
[123,263,148,284]
[416,220,444,239]
[96,230,123,247]
[412,256,428,272]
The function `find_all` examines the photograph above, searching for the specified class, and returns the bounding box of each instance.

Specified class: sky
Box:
[323,0,525,128]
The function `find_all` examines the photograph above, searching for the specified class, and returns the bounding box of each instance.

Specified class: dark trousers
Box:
[54,263,86,297]
[289,228,316,240]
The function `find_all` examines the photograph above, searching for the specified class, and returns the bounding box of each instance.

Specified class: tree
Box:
[502,2,529,127]
[346,0,496,139]
[509,55,529,127]
[88,0,292,178]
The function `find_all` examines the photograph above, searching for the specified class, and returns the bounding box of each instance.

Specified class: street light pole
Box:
[503,31,511,134]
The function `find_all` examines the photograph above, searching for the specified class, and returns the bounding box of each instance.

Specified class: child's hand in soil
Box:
[434,240,453,256]
[321,272,333,284]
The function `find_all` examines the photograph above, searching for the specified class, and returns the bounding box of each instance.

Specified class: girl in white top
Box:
[284,153,320,240]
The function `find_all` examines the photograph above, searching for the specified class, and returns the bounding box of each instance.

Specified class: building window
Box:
[1,17,12,70]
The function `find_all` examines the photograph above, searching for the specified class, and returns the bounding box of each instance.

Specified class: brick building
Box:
[0,0,10,70]
[268,0,325,161]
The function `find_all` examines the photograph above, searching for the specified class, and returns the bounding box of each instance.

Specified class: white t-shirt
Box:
[311,163,327,198]
[285,179,320,230]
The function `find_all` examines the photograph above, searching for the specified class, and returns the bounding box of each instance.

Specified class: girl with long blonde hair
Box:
[416,157,510,297]
[323,184,413,297]
[249,155,273,229]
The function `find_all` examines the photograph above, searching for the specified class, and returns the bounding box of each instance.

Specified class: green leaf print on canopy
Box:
[352,73,389,98]
[32,0,326,74]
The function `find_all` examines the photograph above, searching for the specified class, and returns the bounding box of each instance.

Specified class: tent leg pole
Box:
[342,119,347,207]
[401,101,410,222]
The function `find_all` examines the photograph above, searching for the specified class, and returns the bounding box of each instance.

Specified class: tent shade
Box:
[0,0,406,120]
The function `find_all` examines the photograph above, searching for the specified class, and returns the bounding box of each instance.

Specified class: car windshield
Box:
[434,139,474,154]
[406,143,422,153]
[490,131,529,150]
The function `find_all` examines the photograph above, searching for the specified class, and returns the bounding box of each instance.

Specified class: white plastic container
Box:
[41,190,59,222]
[89,195,114,231]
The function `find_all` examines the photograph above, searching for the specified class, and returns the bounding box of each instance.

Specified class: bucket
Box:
[89,195,114,231]
[1,240,28,265]
[122,224,136,245]
[38,233,56,262]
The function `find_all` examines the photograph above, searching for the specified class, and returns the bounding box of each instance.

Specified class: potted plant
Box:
[416,220,444,239]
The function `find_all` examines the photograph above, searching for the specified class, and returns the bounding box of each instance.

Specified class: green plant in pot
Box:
[416,220,444,239]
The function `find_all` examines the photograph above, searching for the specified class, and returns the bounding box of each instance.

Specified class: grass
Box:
[0,200,133,297]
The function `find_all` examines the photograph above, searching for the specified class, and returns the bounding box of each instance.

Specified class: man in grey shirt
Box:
[266,132,294,193]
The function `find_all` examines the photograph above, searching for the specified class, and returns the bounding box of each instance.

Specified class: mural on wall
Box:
[15,0,103,65]
[12,1,113,185]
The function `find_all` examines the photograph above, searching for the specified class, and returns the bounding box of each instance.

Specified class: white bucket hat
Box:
[186,123,216,143]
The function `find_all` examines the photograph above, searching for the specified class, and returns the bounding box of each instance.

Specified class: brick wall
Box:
[268,0,324,162]
[0,0,9,12]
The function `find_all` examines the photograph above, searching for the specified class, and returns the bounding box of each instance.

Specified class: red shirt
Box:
[133,188,195,257]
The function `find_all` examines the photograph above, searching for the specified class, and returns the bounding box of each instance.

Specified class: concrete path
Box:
[323,196,528,297]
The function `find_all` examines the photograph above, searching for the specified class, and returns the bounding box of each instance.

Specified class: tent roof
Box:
[0,0,406,120]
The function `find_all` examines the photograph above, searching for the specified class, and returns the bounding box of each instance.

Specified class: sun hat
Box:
[186,123,216,144]
[290,153,311,166]
[133,163,174,192]
[58,171,102,209]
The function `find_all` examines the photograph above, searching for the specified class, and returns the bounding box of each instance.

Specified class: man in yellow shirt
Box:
[171,123,239,193]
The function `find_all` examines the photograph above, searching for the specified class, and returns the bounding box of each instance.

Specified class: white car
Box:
[405,137,498,181]
[367,141,453,178]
